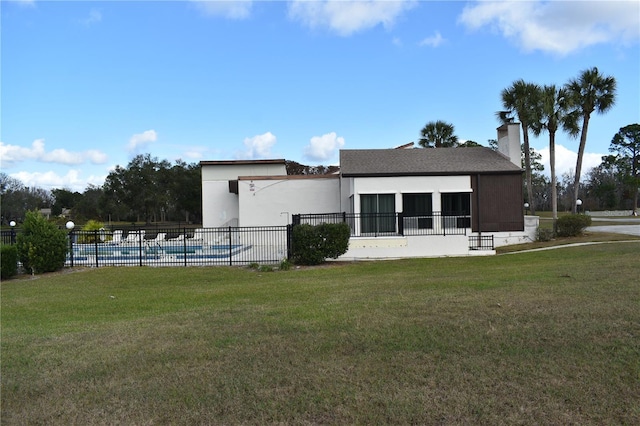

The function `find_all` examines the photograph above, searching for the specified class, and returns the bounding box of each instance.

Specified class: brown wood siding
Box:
[472,174,524,232]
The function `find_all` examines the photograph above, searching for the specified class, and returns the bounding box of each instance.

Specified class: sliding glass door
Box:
[360,194,396,234]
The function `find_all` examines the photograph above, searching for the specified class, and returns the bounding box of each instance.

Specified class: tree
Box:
[499,79,541,214]
[458,140,483,148]
[609,124,640,215]
[0,173,52,224]
[418,120,458,148]
[585,158,622,210]
[565,67,617,213]
[285,160,340,175]
[51,188,82,217]
[102,154,201,224]
[531,85,579,233]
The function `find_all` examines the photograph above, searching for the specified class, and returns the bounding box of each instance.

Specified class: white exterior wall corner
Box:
[238,177,341,227]
[488,215,539,247]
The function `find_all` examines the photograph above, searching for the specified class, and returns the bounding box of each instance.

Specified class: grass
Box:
[2,242,640,425]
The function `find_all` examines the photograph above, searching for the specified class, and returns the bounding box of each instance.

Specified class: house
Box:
[200,123,538,259]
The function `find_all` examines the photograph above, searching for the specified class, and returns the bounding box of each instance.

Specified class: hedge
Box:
[291,222,351,265]
[556,214,592,237]
[1,245,19,279]
[16,211,68,274]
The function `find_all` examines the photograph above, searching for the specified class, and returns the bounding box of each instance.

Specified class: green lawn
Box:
[2,242,639,424]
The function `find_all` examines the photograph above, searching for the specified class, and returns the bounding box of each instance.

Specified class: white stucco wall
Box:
[201,162,287,228]
[238,176,341,226]
[201,181,239,228]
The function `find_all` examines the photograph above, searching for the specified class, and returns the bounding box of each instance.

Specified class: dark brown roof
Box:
[340,147,522,177]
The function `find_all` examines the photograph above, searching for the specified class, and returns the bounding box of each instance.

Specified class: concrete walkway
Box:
[501,239,640,254]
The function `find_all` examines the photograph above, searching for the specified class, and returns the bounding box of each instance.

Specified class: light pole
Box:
[576,199,582,214]
[524,202,530,215]
[66,221,75,267]
[9,220,16,244]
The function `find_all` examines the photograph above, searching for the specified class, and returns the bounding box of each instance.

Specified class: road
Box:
[587,217,640,237]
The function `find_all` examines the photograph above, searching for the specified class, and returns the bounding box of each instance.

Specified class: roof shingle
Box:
[340,147,522,177]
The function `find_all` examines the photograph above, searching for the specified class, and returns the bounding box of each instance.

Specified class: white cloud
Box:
[419,31,444,48]
[9,169,105,192]
[238,132,277,159]
[82,9,102,26]
[127,130,158,154]
[190,0,252,20]
[0,139,108,167]
[288,0,417,36]
[304,132,345,162]
[536,144,605,181]
[459,0,640,55]
[8,0,35,7]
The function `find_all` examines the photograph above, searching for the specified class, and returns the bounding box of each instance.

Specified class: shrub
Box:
[291,222,350,266]
[1,245,19,279]
[279,258,292,271]
[536,228,554,242]
[16,211,68,274]
[78,220,104,244]
[556,214,592,237]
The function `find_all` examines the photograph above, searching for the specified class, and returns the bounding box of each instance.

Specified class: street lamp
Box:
[524,202,530,215]
[576,199,582,214]
[66,221,75,267]
[9,220,16,244]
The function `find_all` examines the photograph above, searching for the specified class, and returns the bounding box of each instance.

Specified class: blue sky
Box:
[2,0,639,192]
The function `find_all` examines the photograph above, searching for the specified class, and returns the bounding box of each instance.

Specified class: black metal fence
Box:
[293,212,471,237]
[68,226,291,267]
[3,226,290,268]
[468,235,495,251]
[2,212,495,268]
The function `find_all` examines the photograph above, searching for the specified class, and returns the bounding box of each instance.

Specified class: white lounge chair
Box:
[153,232,166,242]
[110,230,123,244]
[123,230,146,244]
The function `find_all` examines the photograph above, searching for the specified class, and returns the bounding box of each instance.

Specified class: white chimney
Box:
[497,123,521,167]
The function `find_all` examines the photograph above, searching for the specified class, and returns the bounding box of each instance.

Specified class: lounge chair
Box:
[109,230,123,245]
[153,232,166,242]
[123,230,146,244]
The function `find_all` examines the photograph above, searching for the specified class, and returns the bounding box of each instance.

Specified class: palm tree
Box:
[532,85,579,233]
[565,67,617,213]
[419,120,458,148]
[499,79,541,215]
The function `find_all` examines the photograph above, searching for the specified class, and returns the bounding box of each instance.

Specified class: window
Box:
[441,193,471,228]
[403,193,433,229]
[360,194,396,234]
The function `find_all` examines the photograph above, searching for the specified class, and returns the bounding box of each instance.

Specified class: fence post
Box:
[286,224,292,260]
[94,230,100,268]
[183,227,187,267]
[397,213,404,236]
[69,229,74,268]
[228,226,233,266]
[138,229,144,267]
